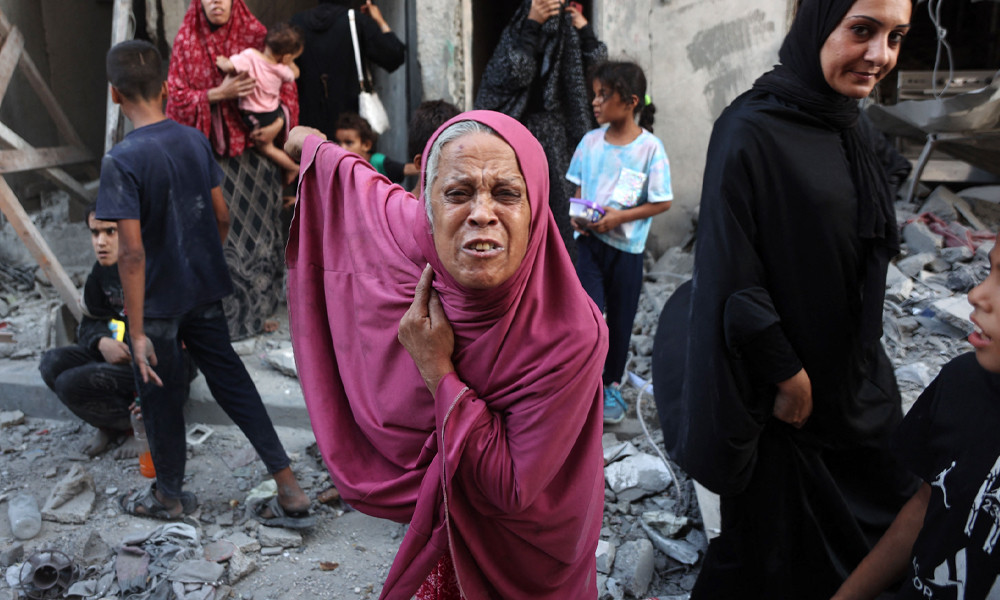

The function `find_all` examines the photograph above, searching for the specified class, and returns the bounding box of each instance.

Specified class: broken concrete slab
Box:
[612,539,654,599]
[604,453,674,502]
[226,546,256,585]
[941,246,974,263]
[903,220,944,255]
[257,526,302,548]
[603,440,640,465]
[932,296,974,335]
[895,362,934,388]
[919,186,960,222]
[639,519,701,566]
[596,539,615,575]
[262,345,297,378]
[641,510,689,538]
[41,465,95,524]
[896,252,937,278]
[885,263,914,302]
[225,531,260,554]
[0,410,25,428]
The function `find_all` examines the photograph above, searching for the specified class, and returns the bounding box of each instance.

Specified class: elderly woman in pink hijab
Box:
[284,110,608,599]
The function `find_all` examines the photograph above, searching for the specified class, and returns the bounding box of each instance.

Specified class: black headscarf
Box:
[752,0,903,341]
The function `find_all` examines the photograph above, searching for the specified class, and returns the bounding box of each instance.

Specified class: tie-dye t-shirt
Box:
[566,125,672,254]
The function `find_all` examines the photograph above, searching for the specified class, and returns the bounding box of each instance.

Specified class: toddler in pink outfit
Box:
[216,22,303,185]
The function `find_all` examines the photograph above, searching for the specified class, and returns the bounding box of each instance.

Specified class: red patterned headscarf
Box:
[166,0,298,157]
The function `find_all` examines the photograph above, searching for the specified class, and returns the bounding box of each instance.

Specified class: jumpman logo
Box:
[933,461,957,509]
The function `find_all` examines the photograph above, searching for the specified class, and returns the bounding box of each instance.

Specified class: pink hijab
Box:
[286,110,607,599]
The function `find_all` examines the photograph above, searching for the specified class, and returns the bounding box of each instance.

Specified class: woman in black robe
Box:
[474,0,606,258]
[652,0,919,597]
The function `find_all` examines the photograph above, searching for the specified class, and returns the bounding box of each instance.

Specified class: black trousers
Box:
[138,301,290,499]
[39,345,135,432]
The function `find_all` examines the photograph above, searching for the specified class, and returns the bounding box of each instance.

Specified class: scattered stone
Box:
[0,410,25,428]
[603,440,640,465]
[928,257,951,273]
[205,540,237,562]
[257,526,302,548]
[263,346,297,378]
[41,465,96,523]
[612,539,654,598]
[885,263,914,302]
[947,266,979,293]
[231,339,256,356]
[896,252,936,278]
[976,241,995,261]
[78,530,111,566]
[941,246,974,263]
[641,510,689,538]
[895,362,934,388]
[260,546,283,556]
[932,296,973,335]
[0,544,23,568]
[918,186,960,222]
[903,220,943,255]
[596,539,616,574]
[226,531,261,554]
[604,453,674,502]
[640,519,701,566]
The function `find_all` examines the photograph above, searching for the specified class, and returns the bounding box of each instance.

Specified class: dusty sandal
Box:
[118,483,198,520]
[250,495,316,530]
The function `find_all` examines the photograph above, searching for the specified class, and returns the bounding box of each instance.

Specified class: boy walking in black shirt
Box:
[97,40,311,524]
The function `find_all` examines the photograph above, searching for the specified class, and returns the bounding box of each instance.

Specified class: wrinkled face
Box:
[88,214,119,267]
[591,79,635,126]
[969,235,1000,373]
[201,0,233,26]
[335,128,372,159]
[429,132,531,290]
[819,0,911,99]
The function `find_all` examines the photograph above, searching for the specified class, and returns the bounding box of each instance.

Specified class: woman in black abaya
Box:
[652,0,918,597]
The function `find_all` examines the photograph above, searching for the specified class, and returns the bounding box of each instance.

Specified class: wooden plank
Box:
[0,145,92,173]
[0,122,95,202]
[16,48,85,149]
[104,0,132,154]
[0,176,82,320]
[0,26,23,104]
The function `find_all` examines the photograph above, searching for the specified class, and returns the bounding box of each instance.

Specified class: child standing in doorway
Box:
[216,22,303,185]
[566,60,673,425]
[334,112,416,184]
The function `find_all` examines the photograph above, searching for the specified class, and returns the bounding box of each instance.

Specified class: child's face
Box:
[335,128,373,159]
[969,234,1000,373]
[591,79,636,126]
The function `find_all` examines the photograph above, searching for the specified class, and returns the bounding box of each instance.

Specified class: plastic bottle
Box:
[131,398,156,479]
[7,492,41,540]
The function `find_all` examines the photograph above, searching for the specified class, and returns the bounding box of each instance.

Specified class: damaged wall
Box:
[594,0,792,255]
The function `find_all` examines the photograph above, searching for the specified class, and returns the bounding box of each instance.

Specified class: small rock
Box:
[604,453,674,502]
[0,544,23,568]
[260,546,283,556]
[226,531,260,554]
[932,295,973,335]
[226,548,258,585]
[896,252,936,278]
[596,539,616,574]
[0,410,25,428]
[641,510,689,538]
[918,186,960,222]
[903,220,943,255]
[262,346,297,378]
[941,246,974,263]
[257,527,302,548]
[895,362,933,387]
[928,258,951,273]
[78,531,111,566]
[205,540,237,562]
[612,539,654,598]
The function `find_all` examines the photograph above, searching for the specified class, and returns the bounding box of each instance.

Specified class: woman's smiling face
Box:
[819,0,911,99]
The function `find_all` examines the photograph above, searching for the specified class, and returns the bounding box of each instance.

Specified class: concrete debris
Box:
[640,519,701,566]
[641,510,689,538]
[225,531,261,554]
[605,453,674,502]
[932,296,974,335]
[941,246,974,264]
[919,186,961,222]
[0,409,25,428]
[895,362,934,388]
[612,539,655,598]
[596,539,616,574]
[902,220,944,255]
[896,252,937,278]
[226,546,257,585]
[603,439,640,465]
[257,526,302,548]
[262,344,297,378]
[41,465,96,523]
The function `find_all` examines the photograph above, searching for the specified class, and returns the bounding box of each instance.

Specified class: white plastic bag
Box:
[359,90,390,135]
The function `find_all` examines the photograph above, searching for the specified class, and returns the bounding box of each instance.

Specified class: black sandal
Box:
[250,495,316,529]
[118,483,198,520]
